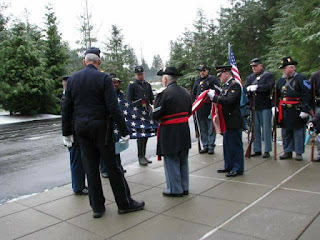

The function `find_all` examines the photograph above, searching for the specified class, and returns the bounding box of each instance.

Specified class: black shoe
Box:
[251,152,262,157]
[93,207,105,218]
[208,149,214,155]
[279,152,292,159]
[162,191,183,197]
[217,169,230,173]
[200,148,208,154]
[74,187,89,195]
[118,200,145,214]
[101,173,109,178]
[144,157,152,163]
[295,154,303,161]
[138,157,148,166]
[226,171,243,177]
[263,152,270,158]
[183,190,189,195]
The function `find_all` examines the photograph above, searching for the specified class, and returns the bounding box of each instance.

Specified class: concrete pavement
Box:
[1,140,320,240]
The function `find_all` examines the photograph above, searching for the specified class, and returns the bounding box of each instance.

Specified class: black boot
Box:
[279,152,292,159]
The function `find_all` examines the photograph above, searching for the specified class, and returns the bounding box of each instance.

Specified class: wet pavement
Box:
[0,139,319,240]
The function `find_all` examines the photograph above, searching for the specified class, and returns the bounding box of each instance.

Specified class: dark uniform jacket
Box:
[276,72,312,129]
[310,71,320,107]
[126,79,154,106]
[245,70,274,110]
[212,78,243,130]
[192,75,220,119]
[62,64,129,137]
[151,82,192,156]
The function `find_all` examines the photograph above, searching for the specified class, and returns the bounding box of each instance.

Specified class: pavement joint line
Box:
[14,221,63,240]
[279,187,320,195]
[295,209,320,239]
[198,161,312,240]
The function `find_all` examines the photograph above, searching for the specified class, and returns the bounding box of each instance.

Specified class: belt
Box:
[157,112,189,160]
[278,97,300,123]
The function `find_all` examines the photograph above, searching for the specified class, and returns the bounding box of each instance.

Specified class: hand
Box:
[308,122,314,129]
[207,89,215,100]
[246,85,258,92]
[63,135,74,148]
[120,135,130,145]
[299,112,309,119]
[271,107,278,117]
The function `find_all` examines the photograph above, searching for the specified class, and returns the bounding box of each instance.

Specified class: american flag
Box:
[228,43,248,107]
[114,96,159,140]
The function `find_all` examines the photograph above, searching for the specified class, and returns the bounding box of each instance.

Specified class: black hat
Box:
[278,56,298,69]
[134,66,144,74]
[215,65,232,77]
[109,73,116,78]
[112,77,122,82]
[85,47,101,58]
[197,64,210,71]
[62,75,70,81]
[250,58,262,66]
[157,67,183,76]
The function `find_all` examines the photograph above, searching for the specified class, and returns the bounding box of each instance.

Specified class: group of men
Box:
[61,46,319,219]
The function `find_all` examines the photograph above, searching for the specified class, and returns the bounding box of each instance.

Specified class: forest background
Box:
[0,0,319,114]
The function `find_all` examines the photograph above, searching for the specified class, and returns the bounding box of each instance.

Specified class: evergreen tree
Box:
[0,22,55,114]
[44,4,69,112]
[76,0,97,53]
[265,0,320,78]
[150,54,163,81]
[0,1,9,42]
[102,25,137,89]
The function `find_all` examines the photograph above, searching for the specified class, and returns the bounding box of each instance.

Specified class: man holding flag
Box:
[208,65,244,177]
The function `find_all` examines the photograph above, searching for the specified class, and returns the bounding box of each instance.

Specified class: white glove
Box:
[308,122,314,129]
[207,89,215,100]
[63,135,74,148]
[271,107,278,118]
[120,135,130,145]
[246,85,258,92]
[299,112,309,119]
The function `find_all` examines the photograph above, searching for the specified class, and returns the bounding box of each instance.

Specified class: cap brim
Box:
[250,63,260,66]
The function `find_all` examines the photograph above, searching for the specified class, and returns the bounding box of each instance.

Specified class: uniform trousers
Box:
[75,119,131,212]
[281,127,305,154]
[223,129,244,173]
[315,107,320,157]
[68,145,86,192]
[163,150,189,194]
[199,118,216,150]
[137,137,148,157]
[253,109,272,153]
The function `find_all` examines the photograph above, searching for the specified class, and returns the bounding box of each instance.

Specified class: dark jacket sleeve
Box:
[126,83,133,102]
[212,83,241,105]
[151,92,166,120]
[297,76,312,113]
[61,82,74,136]
[257,73,274,93]
[104,76,129,137]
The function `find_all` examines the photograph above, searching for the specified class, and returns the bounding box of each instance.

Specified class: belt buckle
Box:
[286,104,292,108]
[283,98,287,101]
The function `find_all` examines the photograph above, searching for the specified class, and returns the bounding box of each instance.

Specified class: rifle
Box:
[273,85,277,160]
[245,93,256,158]
[193,113,202,153]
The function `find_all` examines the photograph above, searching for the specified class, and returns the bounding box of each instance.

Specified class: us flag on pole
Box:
[113,95,159,140]
[228,43,248,107]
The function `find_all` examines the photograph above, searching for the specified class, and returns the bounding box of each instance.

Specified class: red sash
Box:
[278,97,300,123]
[157,112,189,160]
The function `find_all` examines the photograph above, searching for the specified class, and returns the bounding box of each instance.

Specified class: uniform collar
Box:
[86,64,98,70]
[135,79,144,84]
[225,77,234,85]
[255,70,264,76]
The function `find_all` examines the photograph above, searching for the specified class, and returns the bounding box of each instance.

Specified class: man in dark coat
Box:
[192,65,220,154]
[245,58,275,158]
[208,65,244,177]
[126,66,154,166]
[275,57,312,161]
[62,47,145,218]
[152,67,192,197]
[61,75,88,195]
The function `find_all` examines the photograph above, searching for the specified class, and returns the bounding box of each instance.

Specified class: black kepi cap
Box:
[278,56,298,69]
[134,66,144,74]
[197,64,210,71]
[157,67,183,76]
[85,47,101,58]
[215,65,232,77]
[250,58,262,66]
[62,75,70,81]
